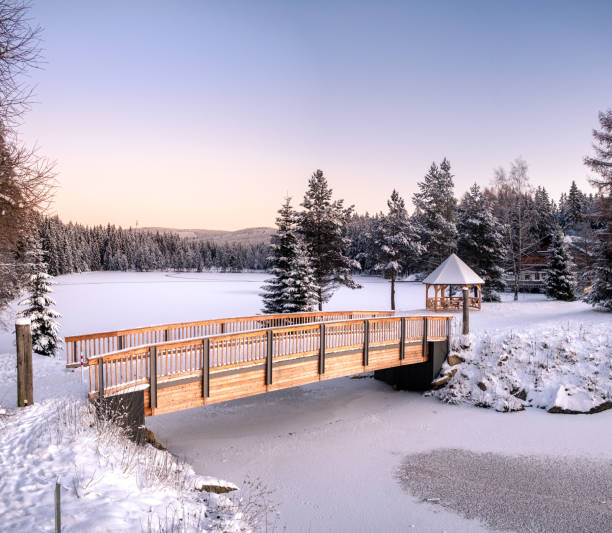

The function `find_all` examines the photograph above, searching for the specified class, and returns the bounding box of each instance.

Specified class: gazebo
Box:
[423,254,484,311]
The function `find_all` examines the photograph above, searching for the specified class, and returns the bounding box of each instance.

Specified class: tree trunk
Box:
[391,275,396,311]
[318,287,323,311]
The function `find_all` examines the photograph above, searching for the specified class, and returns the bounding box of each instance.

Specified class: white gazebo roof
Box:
[422,254,485,285]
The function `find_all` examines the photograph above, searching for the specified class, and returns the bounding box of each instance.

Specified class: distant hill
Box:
[139,226,275,245]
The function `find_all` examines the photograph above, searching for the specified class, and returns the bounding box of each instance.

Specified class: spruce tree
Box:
[299,170,360,310]
[457,184,506,301]
[545,226,577,301]
[567,180,584,228]
[372,190,423,310]
[18,246,62,356]
[584,109,612,311]
[533,186,556,244]
[261,197,317,314]
[412,158,458,268]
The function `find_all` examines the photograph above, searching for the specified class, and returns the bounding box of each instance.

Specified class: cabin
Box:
[423,254,484,311]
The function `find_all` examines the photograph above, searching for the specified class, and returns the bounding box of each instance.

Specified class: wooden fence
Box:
[86,315,452,416]
[66,310,394,367]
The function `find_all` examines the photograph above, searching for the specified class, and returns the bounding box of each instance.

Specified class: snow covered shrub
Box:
[432,323,611,413]
[18,266,61,356]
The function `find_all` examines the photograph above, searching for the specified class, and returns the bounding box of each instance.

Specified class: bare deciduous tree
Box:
[0,0,55,325]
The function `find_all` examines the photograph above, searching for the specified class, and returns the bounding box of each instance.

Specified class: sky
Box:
[19,0,612,230]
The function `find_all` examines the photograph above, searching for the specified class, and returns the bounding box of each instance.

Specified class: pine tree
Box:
[372,190,423,310]
[262,197,317,314]
[545,226,577,301]
[299,170,360,310]
[584,109,612,311]
[533,186,555,244]
[412,158,457,268]
[567,181,584,228]
[457,184,506,301]
[18,245,61,356]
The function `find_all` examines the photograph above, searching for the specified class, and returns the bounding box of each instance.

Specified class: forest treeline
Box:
[38,217,269,275]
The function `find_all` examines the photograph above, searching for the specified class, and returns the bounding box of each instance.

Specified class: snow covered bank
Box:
[0,399,275,532]
[431,322,612,413]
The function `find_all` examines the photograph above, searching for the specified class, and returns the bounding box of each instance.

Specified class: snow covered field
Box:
[1,271,611,532]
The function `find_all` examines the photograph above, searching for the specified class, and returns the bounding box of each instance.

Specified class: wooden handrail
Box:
[87,314,452,399]
[66,309,394,366]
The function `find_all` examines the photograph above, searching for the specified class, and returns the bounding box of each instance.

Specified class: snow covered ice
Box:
[0,271,611,532]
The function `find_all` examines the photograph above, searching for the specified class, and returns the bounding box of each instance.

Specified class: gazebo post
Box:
[425,284,430,309]
[434,285,438,311]
[478,284,482,309]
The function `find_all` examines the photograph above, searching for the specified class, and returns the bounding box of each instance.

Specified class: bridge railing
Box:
[86,315,451,398]
[66,310,394,367]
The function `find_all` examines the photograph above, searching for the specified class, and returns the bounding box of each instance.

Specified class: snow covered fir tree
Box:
[412,158,458,268]
[456,183,506,301]
[372,190,423,309]
[584,109,612,311]
[299,169,360,310]
[18,258,62,356]
[261,197,317,314]
[545,226,577,301]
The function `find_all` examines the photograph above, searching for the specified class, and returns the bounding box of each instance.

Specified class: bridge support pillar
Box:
[374,340,448,391]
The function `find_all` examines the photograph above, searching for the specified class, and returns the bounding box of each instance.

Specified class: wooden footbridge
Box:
[66,311,452,417]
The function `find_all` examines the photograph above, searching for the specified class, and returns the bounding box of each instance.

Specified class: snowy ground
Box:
[1,271,611,532]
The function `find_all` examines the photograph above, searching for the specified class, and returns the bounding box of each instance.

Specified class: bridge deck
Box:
[81,313,452,416]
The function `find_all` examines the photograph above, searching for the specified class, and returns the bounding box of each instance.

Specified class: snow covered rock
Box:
[432,322,612,414]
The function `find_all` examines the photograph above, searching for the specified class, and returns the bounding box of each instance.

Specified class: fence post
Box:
[266,330,273,385]
[149,346,157,409]
[16,318,33,407]
[202,338,210,398]
[363,320,369,367]
[462,287,470,335]
[55,479,61,533]
[399,317,406,360]
[319,323,326,374]
[422,317,428,358]
[97,360,105,398]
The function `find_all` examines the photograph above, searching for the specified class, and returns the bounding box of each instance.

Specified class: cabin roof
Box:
[422,253,485,285]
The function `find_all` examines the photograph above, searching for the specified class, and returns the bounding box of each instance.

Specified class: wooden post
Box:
[55,479,61,533]
[16,318,33,407]
[363,320,369,366]
[266,330,273,385]
[319,323,326,374]
[446,317,451,354]
[202,339,210,398]
[422,316,428,357]
[97,360,105,398]
[462,287,470,335]
[150,346,157,409]
[399,317,406,360]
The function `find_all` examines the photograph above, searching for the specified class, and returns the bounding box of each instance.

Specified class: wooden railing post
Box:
[399,317,406,360]
[16,318,33,407]
[422,317,428,358]
[363,319,369,367]
[266,330,273,385]
[446,317,451,354]
[319,323,326,374]
[97,360,105,398]
[150,346,157,409]
[202,338,210,398]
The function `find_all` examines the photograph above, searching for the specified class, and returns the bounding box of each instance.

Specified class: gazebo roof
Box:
[422,254,485,285]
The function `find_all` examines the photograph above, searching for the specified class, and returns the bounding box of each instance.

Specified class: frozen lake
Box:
[0,270,605,355]
[1,271,610,532]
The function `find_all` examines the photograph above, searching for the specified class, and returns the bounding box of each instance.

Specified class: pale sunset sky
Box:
[21,1,612,230]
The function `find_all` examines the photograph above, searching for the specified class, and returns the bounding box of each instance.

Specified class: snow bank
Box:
[0,399,266,532]
[431,322,612,413]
